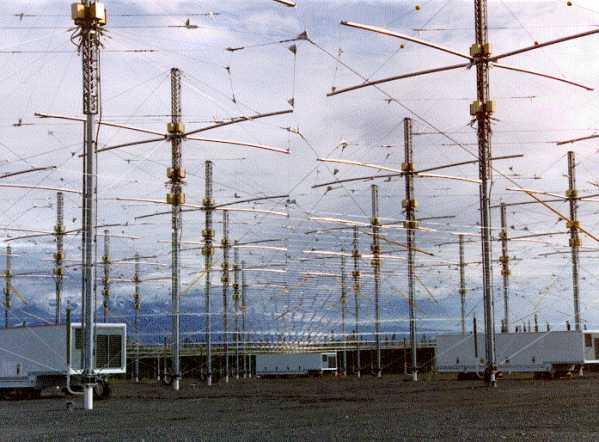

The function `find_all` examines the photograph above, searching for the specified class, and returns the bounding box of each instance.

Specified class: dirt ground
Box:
[2,374,599,441]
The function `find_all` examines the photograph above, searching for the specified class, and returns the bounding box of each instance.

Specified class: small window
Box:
[322,354,327,362]
[328,356,337,368]
[532,356,536,363]
[585,334,593,347]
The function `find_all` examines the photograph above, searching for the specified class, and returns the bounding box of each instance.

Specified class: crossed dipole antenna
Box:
[36,61,292,388]
[326,8,599,387]
[328,21,598,97]
[35,108,293,156]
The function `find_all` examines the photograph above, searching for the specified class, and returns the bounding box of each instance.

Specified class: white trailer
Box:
[256,352,337,376]
[0,322,126,398]
[436,330,599,378]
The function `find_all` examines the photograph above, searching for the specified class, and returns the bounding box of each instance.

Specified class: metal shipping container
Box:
[0,322,126,395]
[436,330,599,377]
[255,352,337,376]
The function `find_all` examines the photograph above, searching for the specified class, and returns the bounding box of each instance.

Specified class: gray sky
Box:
[2,0,599,339]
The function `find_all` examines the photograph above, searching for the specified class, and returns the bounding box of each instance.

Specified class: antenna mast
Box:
[4,245,11,328]
[567,151,581,331]
[340,249,347,376]
[458,235,467,335]
[472,0,496,386]
[241,260,249,378]
[101,229,110,322]
[167,67,184,391]
[221,210,230,383]
[370,184,382,378]
[233,241,241,380]
[134,253,141,383]
[403,117,418,382]
[203,160,215,385]
[352,225,361,377]
[54,192,65,324]
[71,0,106,409]
[499,203,511,332]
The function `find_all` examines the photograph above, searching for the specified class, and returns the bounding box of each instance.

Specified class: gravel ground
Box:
[2,374,599,441]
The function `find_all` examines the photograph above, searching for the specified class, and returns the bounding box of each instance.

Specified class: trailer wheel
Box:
[162,370,174,386]
[93,381,111,400]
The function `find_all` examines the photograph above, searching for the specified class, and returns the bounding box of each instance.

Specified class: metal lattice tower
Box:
[167,67,185,391]
[370,184,382,378]
[567,151,581,331]
[402,117,418,382]
[101,229,110,322]
[3,245,12,328]
[340,250,347,376]
[499,203,511,333]
[233,241,241,380]
[72,0,106,409]
[133,253,141,383]
[54,192,65,325]
[472,0,497,385]
[458,235,467,336]
[221,210,230,383]
[203,160,215,385]
[351,225,361,377]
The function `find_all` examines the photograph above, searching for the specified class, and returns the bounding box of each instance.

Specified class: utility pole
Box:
[370,184,382,378]
[340,250,347,376]
[167,67,185,391]
[202,160,215,386]
[101,229,110,322]
[233,241,241,380]
[403,117,418,382]
[567,151,581,331]
[53,192,65,325]
[471,0,497,386]
[241,260,248,378]
[221,210,230,383]
[351,225,361,377]
[133,253,141,383]
[71,0,106,410]
[458,235,467,335]
[3,245,11,328]
[499,203,511,333]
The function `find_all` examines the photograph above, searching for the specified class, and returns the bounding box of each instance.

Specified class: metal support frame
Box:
[221,210,230,383]
[403,117,418,382]
[499,203,510,333]
[352,225,361,377]
[370,184,382,378]
[567,151,581,331]
[101,229,110,322]
[169,67,184,391]
[203,160,214,385]
[54,192,65,325]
